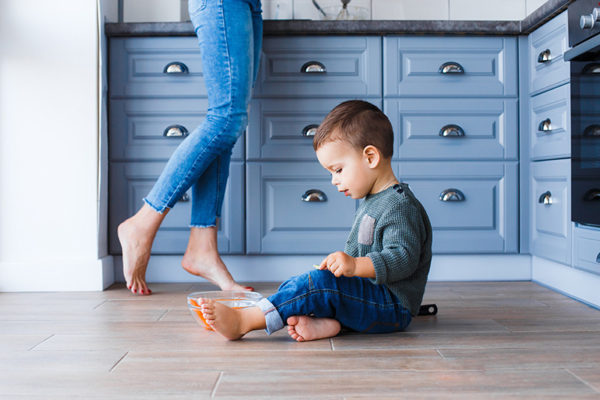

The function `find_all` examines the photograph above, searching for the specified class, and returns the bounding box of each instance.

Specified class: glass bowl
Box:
[187,290,263,330]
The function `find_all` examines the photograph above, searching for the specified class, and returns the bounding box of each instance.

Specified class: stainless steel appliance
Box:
[566,0,600,226]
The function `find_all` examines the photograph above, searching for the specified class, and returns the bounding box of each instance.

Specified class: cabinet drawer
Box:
[397,161,518,253]
[530,84,570,160]
[110,98,244,161]
[246,162,358,254]
[384,36,517,97]
[573,225,600,275]
[110,37,207,98]
[254,36,381,98]
[529,11,569,96]
[247,98,382,161]
[385,98,518,161]
[530,159,571,264]
[109,161,244,254]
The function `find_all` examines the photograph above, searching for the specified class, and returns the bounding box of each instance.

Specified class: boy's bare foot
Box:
[199,299,247,340]
[286,316,341,342]
[117,218,153,296]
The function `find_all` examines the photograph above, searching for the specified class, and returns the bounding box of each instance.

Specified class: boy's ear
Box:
[363,145,380,168]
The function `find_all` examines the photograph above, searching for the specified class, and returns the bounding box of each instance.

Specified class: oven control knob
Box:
[581,14,596,29]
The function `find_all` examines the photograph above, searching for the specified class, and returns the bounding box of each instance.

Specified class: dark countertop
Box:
[105,0,572,37]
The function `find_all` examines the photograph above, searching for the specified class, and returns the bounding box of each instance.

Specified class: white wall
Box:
[121,0,550,21]
[0,0,112,291]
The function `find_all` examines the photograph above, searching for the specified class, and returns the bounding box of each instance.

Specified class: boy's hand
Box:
[319,251,357,277]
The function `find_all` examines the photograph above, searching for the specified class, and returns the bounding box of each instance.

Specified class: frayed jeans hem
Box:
[143,198,170,214]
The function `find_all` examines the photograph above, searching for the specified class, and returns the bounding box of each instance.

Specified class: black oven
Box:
[566,0,600,227]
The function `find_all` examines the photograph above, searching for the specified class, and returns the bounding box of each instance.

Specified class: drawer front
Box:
[385,98,518,161]
[384,36,517,97]
[529,11,569,96]
[573,225,600,275]
[247,98,382,161]
[110,37,207,98]
[254,36,382,97]
[246,162,358,254]
[397,161,518,253]
[530,159,571,264]
[530,84,570,160]
[109,161,244,254]
[110,99,244,161]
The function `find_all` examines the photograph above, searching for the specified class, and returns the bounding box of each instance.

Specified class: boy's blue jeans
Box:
[144,0,262,227]
[257,270,412,335]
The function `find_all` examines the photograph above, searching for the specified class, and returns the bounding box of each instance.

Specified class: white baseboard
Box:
[113,254,532,283]
[532,256,600,309]
[0,256,114,292]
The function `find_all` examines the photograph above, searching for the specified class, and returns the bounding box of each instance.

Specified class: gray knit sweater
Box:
[344,183,432,316]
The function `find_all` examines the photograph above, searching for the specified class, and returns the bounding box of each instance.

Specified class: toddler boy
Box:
[199,100,433,341]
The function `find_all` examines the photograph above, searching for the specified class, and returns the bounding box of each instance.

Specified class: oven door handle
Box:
[584,189,600,201]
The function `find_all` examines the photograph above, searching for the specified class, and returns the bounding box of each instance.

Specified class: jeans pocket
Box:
[189,0,208,17]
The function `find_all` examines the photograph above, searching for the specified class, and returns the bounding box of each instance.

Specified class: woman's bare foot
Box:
[117,218,153,295]
[117,205,165,295]
[199,299,266,340]
[286,316,341,342]
[182,226,251,291]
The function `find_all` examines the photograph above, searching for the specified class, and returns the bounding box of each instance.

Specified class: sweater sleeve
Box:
[367,202,425,285]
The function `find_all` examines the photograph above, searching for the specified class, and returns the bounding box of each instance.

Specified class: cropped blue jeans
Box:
[257,269,412,335]
[144,0,262,227]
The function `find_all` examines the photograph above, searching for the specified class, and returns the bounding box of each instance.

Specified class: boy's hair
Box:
[313,100,394,159]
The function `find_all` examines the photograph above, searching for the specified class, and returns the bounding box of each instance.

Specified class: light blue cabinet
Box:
[385,98,518,161]
[254,36,381,98]
[530,159,571,264]
[528,11,569,96]
[247,98,382,161]
[384,36,518,97]
[397,162,518,253]
[529,84,570,161]
[109,161,245,254]
[246,162,359,254]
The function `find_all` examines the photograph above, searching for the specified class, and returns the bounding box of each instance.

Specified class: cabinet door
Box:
[110,98,244,161]
[573,225,600,275]
[385,98,518,161]
[530,159,571,264]
[247,98,382,161]
[397,161,518,253]
[246,162,359,254]
[109,161,244,254]
[254,36,382,98]
[529,84,570,161]
[110,37,207,98]
[384,36,517,97]
[528,11,569,96]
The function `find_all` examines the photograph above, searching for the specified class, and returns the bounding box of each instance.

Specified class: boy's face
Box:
[316,139,376,199]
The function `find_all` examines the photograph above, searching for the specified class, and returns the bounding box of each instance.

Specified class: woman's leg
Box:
[118,0,259,295]
[180,0,263,289]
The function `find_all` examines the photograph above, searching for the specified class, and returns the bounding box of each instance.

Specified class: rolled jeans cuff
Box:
[256,298,284,335]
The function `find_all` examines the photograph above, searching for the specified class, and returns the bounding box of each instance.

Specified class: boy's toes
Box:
[287,316,299,326]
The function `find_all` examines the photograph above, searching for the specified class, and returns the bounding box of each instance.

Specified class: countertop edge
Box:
[105,0,573,37]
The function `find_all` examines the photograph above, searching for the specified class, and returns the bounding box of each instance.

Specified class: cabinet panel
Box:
[246,162,359,254]
[573,225,600,275]
[385,98,518,161]
[528,11,569,96]
[384,36,517,97]
[247,98,382,161]
[110,37,207,98]
[109,161,244,254]
[110,98,244,161]
[530,159,571,264]
[529,84,570,161]
[255,36,382,97]
[397,161,518,253]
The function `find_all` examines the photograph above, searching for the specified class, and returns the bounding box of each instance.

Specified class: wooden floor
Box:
[1,281,600,399]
